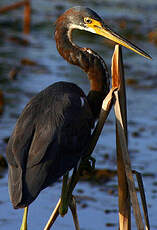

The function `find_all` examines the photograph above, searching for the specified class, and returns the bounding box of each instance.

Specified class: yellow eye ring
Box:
[84,17,92,24]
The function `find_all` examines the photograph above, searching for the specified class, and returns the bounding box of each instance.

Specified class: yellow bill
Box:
[85,18,152,60]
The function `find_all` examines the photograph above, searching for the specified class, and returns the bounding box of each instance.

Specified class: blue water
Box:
[0,0,157,229]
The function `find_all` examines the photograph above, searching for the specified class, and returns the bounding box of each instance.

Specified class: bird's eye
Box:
[84,17,92,24]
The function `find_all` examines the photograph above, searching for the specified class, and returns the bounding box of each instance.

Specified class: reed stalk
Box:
[0,0,31,34]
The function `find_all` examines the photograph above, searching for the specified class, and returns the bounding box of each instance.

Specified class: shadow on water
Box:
[0,0,157,229]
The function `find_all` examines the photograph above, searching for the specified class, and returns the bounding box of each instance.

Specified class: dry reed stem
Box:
[112,45,131,230]
[114,89,145,230]
[69,196,80,230]
[0,1,26,13]
[0,0,31,34]
[113,45,151,230]
[86,87,117,156]
[133,171,150,230]
[23,0,31,34]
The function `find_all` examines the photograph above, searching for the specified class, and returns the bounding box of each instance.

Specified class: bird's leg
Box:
[59,172,69,216]
[20,206,28,230]
[59,166,80,217]
[44,172,80,230]
[66,167,80,202]
[69,196,80,230]
[45,155,96,225]
[43,199,61,230]
[65,155,96,205]
[59,151,96,216]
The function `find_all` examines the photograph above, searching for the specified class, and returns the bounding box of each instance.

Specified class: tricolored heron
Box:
[6,6,151,229]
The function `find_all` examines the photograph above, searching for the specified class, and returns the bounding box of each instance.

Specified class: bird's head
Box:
[59,6,151,60]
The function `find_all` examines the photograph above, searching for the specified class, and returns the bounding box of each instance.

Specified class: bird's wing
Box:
[7,84,94,170]
[6,83,94,208]
[6,94,57,169]
[26,92,94,169]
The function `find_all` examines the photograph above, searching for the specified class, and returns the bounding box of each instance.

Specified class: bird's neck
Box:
[55,23,110,118]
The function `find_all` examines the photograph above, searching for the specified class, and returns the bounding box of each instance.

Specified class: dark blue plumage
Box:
[7,82,94,208]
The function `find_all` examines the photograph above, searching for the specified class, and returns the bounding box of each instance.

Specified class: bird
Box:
[6,5,151,228]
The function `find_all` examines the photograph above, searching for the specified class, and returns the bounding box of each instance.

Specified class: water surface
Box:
[0,0,157,229]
